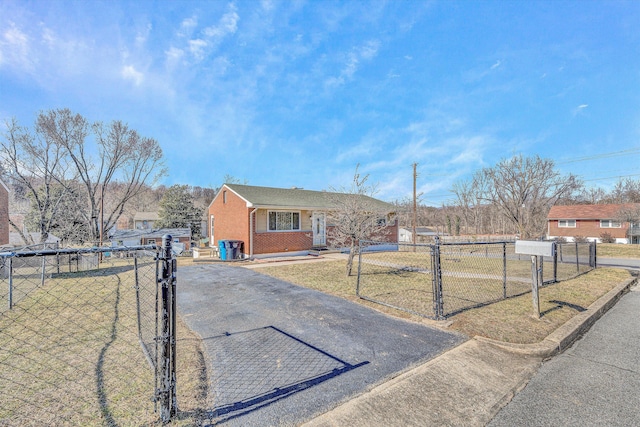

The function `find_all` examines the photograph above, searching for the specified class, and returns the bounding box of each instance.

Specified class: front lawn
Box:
[257,259,631,344]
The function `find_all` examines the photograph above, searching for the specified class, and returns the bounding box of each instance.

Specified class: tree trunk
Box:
[346,242,358,276]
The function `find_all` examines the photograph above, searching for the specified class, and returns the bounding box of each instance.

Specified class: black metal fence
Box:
[356,240,596,319]
[0,237,178,425]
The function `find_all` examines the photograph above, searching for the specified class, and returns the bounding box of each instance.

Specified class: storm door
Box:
[312,212,326,246]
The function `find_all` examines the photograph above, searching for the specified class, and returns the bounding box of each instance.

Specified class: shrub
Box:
[554,236,567,243]
[599,232,616,244]
[573,235,589,243]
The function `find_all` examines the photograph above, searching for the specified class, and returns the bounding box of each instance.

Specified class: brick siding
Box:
[548,219,628,240]
[253,231,313,254]
[208,188,251,252]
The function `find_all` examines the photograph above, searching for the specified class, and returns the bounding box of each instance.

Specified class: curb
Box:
[474,277,637,358]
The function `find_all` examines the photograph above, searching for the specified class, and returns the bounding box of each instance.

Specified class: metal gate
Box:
[0,236,178,425]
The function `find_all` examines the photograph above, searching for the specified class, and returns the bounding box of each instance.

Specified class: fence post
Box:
[40,256,46,287]
[7,257,12,310]
[553,241,558,283]
[356,242,363,296]
[431,236,444,319]
[158,235,177,422]
[502,242,507,299]
[575,241,580,274]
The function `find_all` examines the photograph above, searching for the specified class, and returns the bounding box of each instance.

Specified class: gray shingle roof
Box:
[224,183,394,211]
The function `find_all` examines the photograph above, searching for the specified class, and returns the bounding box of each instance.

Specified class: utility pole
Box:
[412,163,418,246]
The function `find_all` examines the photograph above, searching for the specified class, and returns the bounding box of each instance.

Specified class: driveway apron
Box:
[177,263,465,426]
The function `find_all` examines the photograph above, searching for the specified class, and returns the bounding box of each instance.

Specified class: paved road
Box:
[177,264,465,426]
[598,256,640,271]
[488,284,640,426]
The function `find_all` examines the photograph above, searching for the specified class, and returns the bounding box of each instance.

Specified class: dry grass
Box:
[449,267,631,343]
[0,255,208,426]
[257,258,631,345]
[597,243,640,258]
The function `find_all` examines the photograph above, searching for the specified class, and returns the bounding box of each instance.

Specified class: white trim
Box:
[208,184,253,210]
[558,219,576,228]
[0,179,9,193]
[600,219,622,228]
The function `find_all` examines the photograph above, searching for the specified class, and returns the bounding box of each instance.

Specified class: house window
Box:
[600,219,621,228]
[268,211,300,231]
[147,239,156,245]
[558,220,576,228]
[223,191,227,204]
[377,217,387,227]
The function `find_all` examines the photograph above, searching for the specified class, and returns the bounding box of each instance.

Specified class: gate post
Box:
[158,235,177,422]
[431,236,444,319]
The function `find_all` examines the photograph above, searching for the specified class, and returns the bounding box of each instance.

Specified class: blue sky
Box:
[1,0,639,205]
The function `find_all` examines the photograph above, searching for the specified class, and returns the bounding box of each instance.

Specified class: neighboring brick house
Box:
[547,203,640,243]
[208,183,398,257]
[0,179,9,246]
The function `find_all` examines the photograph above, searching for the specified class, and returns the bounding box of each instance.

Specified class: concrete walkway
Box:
[488,283,640,426]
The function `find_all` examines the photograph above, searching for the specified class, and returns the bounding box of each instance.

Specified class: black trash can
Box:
[227,240,244,259]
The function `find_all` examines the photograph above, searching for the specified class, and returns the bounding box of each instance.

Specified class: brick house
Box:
[0,179,9,246]
[547,203,640,243]
[208,184,398,257]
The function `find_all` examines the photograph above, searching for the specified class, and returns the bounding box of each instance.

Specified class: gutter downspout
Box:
[249,208,258,258]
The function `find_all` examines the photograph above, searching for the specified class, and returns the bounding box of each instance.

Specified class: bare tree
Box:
[615,204,640,242]
[0,118,75,244]
[326,166,395,276]
[467,155,581,239]
[38,109,166,243]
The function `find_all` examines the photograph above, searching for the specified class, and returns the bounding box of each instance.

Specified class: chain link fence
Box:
[0,239,179,426]
[357,240,596,319]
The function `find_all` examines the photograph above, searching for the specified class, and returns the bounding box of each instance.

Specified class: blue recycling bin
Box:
[218,240,228,260]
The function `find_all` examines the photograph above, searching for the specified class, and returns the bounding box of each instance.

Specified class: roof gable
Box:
[548,203,640,220]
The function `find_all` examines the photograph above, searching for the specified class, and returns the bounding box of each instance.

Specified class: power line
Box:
[582,173,640,183]
[557,147,640,165]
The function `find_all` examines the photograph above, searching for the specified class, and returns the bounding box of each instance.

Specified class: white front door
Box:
[312,212,326,246]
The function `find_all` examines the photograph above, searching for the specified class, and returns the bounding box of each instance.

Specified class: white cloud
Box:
[122,65,143,85]
[179,16,198,37]
[189,39,208,60]
[325,39,380,88]
[165,46,184,62]
[203,5,239,39]
[0,22,32,71]
[491,60,501,69]
[136,23,152,47]
[448,136,487,165]
[573,103,589,117]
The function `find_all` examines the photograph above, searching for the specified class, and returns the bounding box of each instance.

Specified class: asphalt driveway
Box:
[177,263,465,426]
